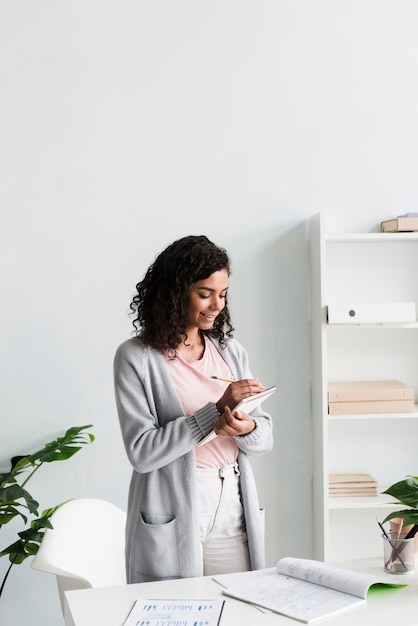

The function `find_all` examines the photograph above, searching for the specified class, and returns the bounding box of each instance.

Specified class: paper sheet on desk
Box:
[123,598,225,626]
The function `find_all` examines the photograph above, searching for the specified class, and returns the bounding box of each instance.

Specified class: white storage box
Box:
[327,302,416,324]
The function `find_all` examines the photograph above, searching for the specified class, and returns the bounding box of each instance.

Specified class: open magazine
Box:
[217,557,406,623]
[198,385,277,446]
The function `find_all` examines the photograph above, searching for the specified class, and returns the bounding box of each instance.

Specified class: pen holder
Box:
[383,531,415,574]
[390,519,418,555]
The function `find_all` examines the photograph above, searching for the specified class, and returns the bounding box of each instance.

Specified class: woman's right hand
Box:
[216,378,265,415]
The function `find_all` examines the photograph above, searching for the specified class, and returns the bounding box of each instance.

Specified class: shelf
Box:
[329,493,402,510]
[310,212,418,561]
[327,233,418,243]
[327,322,418,330]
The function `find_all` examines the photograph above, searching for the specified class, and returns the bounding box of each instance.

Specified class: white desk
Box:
[64,558,418,626]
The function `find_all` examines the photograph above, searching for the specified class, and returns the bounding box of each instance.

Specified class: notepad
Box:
[219,557,406,623]
[197,385,276,447]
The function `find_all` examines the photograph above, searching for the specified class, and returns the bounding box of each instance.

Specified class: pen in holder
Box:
[382,531,415,574]
[390,518,418,555]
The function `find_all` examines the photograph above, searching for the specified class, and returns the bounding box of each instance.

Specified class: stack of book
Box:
[328,380,414,415]
[329,473,378,497]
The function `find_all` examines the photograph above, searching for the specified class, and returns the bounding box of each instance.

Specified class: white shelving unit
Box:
[309,213,418,562]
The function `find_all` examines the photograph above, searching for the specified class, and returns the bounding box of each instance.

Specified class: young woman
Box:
[113,235,273,583]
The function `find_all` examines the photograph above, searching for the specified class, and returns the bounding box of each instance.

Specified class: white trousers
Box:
[196,462,251,576]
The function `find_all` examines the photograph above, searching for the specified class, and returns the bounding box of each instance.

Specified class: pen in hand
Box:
[210,375,267,390]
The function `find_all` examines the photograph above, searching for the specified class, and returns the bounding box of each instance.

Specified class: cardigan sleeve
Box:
[113,339,219,473]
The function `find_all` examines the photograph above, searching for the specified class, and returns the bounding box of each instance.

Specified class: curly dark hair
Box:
[130,235,234,352]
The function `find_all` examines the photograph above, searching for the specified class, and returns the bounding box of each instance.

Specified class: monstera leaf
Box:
[0,425,94,597]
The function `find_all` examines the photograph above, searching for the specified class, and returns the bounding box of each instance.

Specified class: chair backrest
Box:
[31,498,127,613]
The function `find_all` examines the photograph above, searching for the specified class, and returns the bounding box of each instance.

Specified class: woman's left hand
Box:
[213,405,256,437]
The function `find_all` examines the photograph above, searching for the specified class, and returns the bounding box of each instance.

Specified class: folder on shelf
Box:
[328,380,415,415]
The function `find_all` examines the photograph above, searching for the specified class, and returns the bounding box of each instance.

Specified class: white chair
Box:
[31,498,127,615]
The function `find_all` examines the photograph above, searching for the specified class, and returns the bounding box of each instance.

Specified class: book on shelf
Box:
[215,557,405,623]
[328,399,414,415]
[329,474,378,497]
[328,380,414,403]
[328,380,415,415]
[123,598,224,626]
[329,489,377,496]
[329,473,376,485]
[381,216,418,232]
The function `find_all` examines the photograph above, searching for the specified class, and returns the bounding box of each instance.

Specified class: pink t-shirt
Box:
[164,337,238,468]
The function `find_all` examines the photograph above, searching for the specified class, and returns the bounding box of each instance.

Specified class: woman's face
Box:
[184,269,229,333]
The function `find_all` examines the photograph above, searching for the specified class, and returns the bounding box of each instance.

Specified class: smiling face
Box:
[184,269,229,335]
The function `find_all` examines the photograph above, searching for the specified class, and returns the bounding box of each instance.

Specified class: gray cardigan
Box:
[113,335,273,583]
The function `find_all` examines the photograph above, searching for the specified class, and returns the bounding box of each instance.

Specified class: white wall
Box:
[1,1,417,623]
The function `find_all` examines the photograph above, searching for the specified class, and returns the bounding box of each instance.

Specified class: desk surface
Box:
[64,558,418,626]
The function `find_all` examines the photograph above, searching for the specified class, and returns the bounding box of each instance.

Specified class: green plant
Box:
[382,475,418,536]
[0,424,94,597]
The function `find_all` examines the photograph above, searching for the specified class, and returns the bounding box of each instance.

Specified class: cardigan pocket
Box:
[142,512,175,525]
[135,512,180,579]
